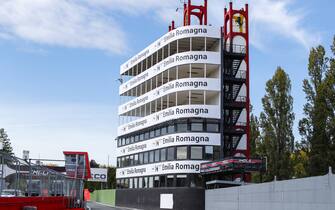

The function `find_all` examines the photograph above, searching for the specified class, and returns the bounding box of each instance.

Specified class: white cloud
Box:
[0,0,127,53]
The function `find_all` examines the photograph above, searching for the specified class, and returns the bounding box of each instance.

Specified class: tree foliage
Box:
[259,67,295,181]
[299,36,335,176]
[0,128,14,155]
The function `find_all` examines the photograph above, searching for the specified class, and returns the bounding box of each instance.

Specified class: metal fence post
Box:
[28,159,32,196]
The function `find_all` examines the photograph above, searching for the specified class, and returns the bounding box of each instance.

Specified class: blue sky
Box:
[0,0,334,165]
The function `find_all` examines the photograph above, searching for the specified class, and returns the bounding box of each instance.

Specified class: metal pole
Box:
[28,159,32,196]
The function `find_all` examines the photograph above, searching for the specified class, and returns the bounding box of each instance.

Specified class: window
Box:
[160,148,166,161]
[125,156,130,167]
[159,175,166,187]
[148,176,154,188]
[134,135,139,142]
[117,158,121,167]
[150,130,155,138]
[122,138,125,145]
[139,153,143,164]
[149,151,154,163]
[144,132,149,140]
[126,137,130,144]
[154,176,160,187]
[177,122,188,132]
[213,146,221,160]
[143,152,149,164]
[143,177,148,188]
[134,177,138,188]
[161,126,167,135]
[204,146,214,160]
[121,157,125,167]
[191,121,203,131]
[207,123,219,132]
[134,154,139,165]
[168,125,175,133]
[176,146,188,160]
[167,147,175,161]
[167,175,174,187]
[140,134,144,141]
[138,177,143,188]
[155,128,161,137]
[130,155,135,166]
[124,179,129,188]
[191,146,203,159]
[190,174,202,187]
[155,150,160,162]
[118,139,121,147]
[130,136,135,143]
[176,174,187,187]
[129,178,133,188]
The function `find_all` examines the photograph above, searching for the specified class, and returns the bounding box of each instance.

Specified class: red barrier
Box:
[0,197,84,210]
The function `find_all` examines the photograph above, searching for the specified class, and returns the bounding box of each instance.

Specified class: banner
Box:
[88,168,108,182]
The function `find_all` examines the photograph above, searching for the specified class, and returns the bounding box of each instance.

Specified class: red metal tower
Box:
[183,0,207,26]
[221,2,250,159]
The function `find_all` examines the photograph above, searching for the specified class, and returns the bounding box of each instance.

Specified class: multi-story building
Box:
[115,1,250,209]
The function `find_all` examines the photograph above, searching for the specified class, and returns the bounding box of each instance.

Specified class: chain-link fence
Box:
[0,152,85,208]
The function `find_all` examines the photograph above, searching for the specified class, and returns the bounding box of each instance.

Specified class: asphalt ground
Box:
[86,201,128,210]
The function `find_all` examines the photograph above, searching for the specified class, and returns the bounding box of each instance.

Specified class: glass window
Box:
[134,154,139,165]
[191,146,203,159]
[124,179,129,188]
[177,146,188,160]
[167,147,175,161]
[117,158,121,167]
[125,156,130,167]
[138,177,143,188]
[154,176,160,187]
[134,135,139,142]
[155,150,160,162]
[191,121,203,131]
[204,146,214,160]
[177,122,188,132]
[168,125,175,133]
[121,157,125,167]
[155,128,161,137]
[176,174,187,187]
[143,177,148,188]
[207,123,219,132]
[130,136,135,143]
[149,151,154,163]
[161,126,167,135]
[150,130,155,138]
[144,132,149,140]
[129,155,134,166]
[139,153,143,164]
[129,178,133,188]
[140,134,144,141]
[213,146,221,160]
[148,176,154,188]
[122,138,125,145]
[118,139,121,147]
[159,175,166,187]
[190,174,203,187]
[167,175,174,187]
[134,177,138,188]
[126,137,130,144]
[143,152,149,164]
[160,148,166,161]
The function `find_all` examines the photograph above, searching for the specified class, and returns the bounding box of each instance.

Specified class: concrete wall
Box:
[90,189,115,207]
[206,172,335,210]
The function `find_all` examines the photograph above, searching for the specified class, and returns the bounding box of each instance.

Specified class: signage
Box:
[120,25,220,75]
[116,160,207,178]
[88,168,108,182]
[119,77,220,114]
[117,133,220,156]
[118,105,220,136]
[119,51,220,95]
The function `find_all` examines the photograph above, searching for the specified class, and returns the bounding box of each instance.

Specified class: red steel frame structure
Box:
[222,2,250,159]
[183,0,207,26]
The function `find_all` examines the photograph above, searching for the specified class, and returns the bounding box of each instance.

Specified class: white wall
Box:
[206,172,335,210]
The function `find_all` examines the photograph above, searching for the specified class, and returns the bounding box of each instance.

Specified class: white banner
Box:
[88,168,108,182]
[118,105,220,136]
[117,133,221,156]
[119,51,220,95]
[119,77,220,114]
[120,25,220,75]
[116,160,207,178]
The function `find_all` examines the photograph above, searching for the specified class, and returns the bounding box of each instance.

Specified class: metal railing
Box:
[224,43,247,54]
[0,152,84,208]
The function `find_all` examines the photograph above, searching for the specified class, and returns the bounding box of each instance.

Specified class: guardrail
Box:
[0,152,84,209]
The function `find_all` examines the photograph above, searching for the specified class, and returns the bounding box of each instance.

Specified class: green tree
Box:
[250,106,261,157]
[259,67,295,181]
[0,128,14,155]
[299,36,335,176]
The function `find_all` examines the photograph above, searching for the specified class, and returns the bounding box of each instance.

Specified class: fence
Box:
[90,189,115,207]
[0,152,85,209]
[205,169,335,210]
